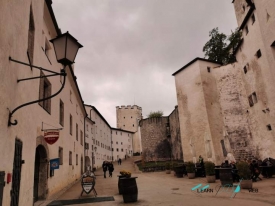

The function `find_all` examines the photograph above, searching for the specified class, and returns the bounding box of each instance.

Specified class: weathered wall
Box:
[140,117,170,161]
[0,1,85,205]
[174,60,223,164]
[214,63,255,161]
[234,0,275,159]
[168,106,183,160]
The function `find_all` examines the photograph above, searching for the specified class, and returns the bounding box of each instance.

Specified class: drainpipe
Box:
[84,114,87,173]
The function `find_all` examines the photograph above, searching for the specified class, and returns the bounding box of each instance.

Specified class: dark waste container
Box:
[215,166,221,179]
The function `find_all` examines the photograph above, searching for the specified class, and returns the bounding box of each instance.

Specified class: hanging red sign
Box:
[44,130,59,145]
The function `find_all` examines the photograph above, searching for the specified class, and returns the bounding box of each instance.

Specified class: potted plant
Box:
[165,162,171,174]
[204,161,216,183]
[236,161,252,189]
[186,161,195,179]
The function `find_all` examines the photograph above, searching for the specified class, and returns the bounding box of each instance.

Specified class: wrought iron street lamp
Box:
[50,31,83,66]
[8,32,83,126]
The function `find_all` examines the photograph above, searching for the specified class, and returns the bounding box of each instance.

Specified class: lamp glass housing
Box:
[50,32,83,65]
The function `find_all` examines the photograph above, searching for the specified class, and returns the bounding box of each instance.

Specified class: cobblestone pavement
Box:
[39,157,275,206]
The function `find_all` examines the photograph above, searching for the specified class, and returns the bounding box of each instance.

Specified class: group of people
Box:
[102,161,114,178]
[221,159,268,182]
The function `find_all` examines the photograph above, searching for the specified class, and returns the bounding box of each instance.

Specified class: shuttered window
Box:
[39,71,51,113]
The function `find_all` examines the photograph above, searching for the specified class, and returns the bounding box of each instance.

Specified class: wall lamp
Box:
[8,31,83,126]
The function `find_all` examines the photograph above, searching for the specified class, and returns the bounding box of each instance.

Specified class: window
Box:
[76,154,78,165]
[243,66,247,74]
[70,90,72,103]
[112,148,114,151]
[121,149,123,152]
[252,13,255,24]
[69,151,72,165]
[124,117,125,119]
[133,124,134,127]
[121,142,123,145]
[80,130,83,145]
[207,67,211,73]
[248,92,258,107]
[59,147,63,165]
[116,148,119,152]
[70,114,72,135]
[116,142,118,144]
[44,38,51,62]
[76,104,78,114]
[131,116,132,118]
[28,5,35,64]
[39,71,51,113]
[59,100,64,126]
[256,49,262,58]
[267,125,272,131]
[76,123,78,141]
[245,26,249,35]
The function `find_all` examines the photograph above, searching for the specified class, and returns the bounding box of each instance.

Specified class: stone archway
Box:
[33,136,49,203]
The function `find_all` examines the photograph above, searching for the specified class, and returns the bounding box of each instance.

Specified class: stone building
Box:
[116,105,143,153]
[0,0,86,205]
[139,106,183,161]
[173,0,275,164]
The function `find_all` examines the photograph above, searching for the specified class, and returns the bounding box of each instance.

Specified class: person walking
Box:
[108,162,114,177]
[102,161,108,178]
[119,158,122,165]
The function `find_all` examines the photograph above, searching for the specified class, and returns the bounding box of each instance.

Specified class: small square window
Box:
[207,67,211,73]
[69,151,72,165]
[116,148,119,152]
[121,142,123,145]
[121,149,123,152]
[116,142,118,144]
[267,124,272,131]
[59,147,63,165]
[243,66,247,74]
[256,49,262,58]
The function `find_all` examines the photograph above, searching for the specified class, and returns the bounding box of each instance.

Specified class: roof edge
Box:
[172,57,222,76]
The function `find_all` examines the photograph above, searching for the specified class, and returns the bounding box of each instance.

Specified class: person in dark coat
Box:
[102,161,108,178]
[108,162,114,177]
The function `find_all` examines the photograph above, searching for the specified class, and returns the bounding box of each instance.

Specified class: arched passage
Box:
[33,144,48,202]
[85,156,91,169]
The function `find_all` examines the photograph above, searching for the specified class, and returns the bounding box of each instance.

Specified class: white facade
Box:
[111,128,134,161]
[85,105,112,169]
[0,1,86,205]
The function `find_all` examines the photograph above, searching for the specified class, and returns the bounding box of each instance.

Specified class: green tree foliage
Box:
[203,27,242,65]
[147,110,163,118]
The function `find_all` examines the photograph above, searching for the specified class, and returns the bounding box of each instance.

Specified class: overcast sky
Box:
[52,0,238,127]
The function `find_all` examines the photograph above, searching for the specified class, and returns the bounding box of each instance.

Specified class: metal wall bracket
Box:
[8,57,67,126]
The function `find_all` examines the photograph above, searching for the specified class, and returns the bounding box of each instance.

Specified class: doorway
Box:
[10,139,23,206]
[33,145,48,203]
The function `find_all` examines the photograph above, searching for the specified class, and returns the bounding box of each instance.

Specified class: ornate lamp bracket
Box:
[8,56,67,126]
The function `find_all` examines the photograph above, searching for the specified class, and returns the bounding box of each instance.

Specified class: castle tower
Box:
[116,105,143,153]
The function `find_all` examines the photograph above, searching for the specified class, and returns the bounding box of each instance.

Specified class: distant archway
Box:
[85,156,91,170]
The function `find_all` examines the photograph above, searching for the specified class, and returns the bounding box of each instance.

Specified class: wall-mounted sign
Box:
[50,158,60,170]
[81,174,96,194]
[44,130,59,145]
